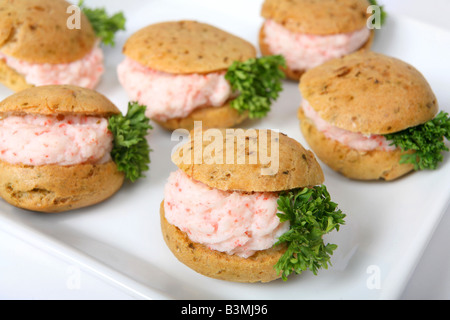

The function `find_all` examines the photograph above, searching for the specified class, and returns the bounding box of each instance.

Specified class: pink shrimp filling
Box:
[263,19,371,71]
[0,114,113,166]
[302,100,396,152]
[0,44,104,89]
[117,57,233,121]
[164,169,289,258]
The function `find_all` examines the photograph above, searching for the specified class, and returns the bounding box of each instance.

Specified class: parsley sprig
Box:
[78,0,126,46]
[108,102,152,182]
[275,186,346,281]
[384,111,450,171]
[368,0,387,26]
[225,55,286,119]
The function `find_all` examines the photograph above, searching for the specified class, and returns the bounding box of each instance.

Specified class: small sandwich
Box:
[0,85,151,213]
[259,0,378,81]
[161,127,345,283]
[0,0,125,91]
[298,51,450,181]
[118,20,286,131]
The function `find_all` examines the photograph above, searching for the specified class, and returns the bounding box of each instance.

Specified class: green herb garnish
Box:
[78,0,126,46]
[225,55,286,119]
[368,0,387,26]
[384,111,450,171]
[108,102,152,182]
[275,186,346,281]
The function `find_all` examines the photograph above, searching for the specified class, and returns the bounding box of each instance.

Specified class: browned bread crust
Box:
[261,0,371,35]
[299,51,438,134]
[0,85,120,117]
[0,161,125,213]
[122,20,256,74]
[172,128,324,192]
[0,0,96,64]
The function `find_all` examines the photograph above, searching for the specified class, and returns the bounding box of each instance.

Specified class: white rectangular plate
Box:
[0,0,449,300]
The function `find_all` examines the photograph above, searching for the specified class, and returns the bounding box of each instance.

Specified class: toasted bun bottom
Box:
[298,108,414,181]
[0,160,125,213]
[0,59,33,92]
[259,25,374,81]
[160,201,286,283]
[155,101,248,131]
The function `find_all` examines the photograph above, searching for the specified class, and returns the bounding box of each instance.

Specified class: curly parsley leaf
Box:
[368,0,387,26]
[108,102,152,182]
[384,111,450,171]
[78,0,126,46]
[225,55,286,119]
[275,186,346,281]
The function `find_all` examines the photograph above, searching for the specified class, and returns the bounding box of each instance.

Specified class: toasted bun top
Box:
[172,128,324,192]
[261,0,370,35]
[0,0,96,64]
[122,20,257,74]
[300,51,438,135]
[0,85,120,117]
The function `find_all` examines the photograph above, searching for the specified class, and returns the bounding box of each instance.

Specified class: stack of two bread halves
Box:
[0,1,148,215]
[161,128,346,283]
[0,85,152,213]
[0,0,125,92]
[298,50,450,181]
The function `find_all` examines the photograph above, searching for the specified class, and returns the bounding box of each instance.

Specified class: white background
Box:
[0,0,449,300]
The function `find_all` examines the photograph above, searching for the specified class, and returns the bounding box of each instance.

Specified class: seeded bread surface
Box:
[299,51,438,134]
[122,20,256,74]
[0,0,96,64]
[172,128,325,192]
[261,0,371,35]
[0,85,120,117]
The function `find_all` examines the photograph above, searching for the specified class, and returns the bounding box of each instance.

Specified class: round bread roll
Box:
[298,51,439,181]
[119,20,257,131]
[259,0,374,81]
[0,85,125,213]
[162,128,325,283]
[0,0,99,91]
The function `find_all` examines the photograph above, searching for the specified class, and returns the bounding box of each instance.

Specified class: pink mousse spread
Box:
[0,114,113,166]
[0,44,104,89]
[302,100,396,152]
[164,169,289,258]
[263,19,371,71]
[117,57,233,122]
